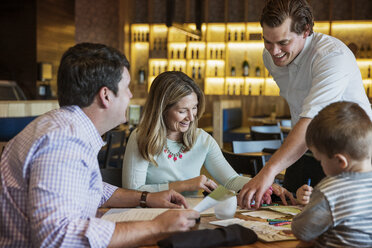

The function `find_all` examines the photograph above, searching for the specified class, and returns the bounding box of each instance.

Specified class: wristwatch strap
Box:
[140,191,149,208]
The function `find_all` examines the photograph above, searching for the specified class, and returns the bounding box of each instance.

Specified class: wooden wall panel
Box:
[332,0,352,20]
[310,0,330,21]
[133,0,148,23]
[228,0,245,23]
[207,0,225,22]
[75,0,119,49]
[354,0,372,20]
[247,0,265,22]
[151,0,167,23]
[37,0,75,98]
[174,0,186,23]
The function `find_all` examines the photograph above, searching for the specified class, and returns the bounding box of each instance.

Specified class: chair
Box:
[101,128,127,168]
[250,125,284,142]
[100,168,123,187]
[222,149,264,177]
[0,116,37,142]
[232,140,282,154]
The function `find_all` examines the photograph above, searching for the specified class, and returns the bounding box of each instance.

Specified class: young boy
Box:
[291,101,372,247]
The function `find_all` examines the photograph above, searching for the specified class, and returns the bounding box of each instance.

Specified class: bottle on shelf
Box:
[133,32,136,42]
[196,49,199,59]
[368,65,371,78]
[215,49,218,59]
[231,65,236,76]
[152,65,156,76]
[177,50,180,59]
[240,84,244,95]
[146,32,149,42]
[170,49,174,59]
[141,32,145,42]
[248,83,252,95]
[228,32,231,41]
[367,44,371,58]
[242,54,249,77]
[184,48,187,59]
[255,66,261,77]
[220,49,223,59]
[214,66,218,77]
[210,49,213,59]
[192,66,196,79]
[259,84,263,95]
[191,49,194,59]
[234,31,238,41]
[232,84,236,95]
[198,66,202,79]
[241,31,245,41]
[138,68,145,84]
[360,45,365,59]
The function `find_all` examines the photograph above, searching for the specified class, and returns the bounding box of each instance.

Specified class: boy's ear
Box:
[334,153,348,169]
[97,86,111,108]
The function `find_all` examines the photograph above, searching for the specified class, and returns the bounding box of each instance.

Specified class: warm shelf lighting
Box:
[134,43,149,49]
[332,21,372,30]
[207,60,225,67]
[208,24,225,32]
[228,42,264,49]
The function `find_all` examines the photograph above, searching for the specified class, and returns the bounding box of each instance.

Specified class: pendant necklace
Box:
[164,144,185,162]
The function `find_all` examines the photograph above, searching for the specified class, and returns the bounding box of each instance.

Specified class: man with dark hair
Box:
[238,0,372,209]
[0,43,199,247]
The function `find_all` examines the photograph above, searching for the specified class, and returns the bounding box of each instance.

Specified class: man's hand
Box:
[152,209,200,233]
[169,175,218,193]
[238,168,276,209]
[296,184,313,205]
[146,189,189,209]
[272,183,296,205]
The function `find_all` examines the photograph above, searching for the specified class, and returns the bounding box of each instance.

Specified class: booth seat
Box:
[222,108,250,143]
[0,116,38,142]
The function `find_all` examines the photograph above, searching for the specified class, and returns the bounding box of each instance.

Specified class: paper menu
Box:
[102,208,168,222]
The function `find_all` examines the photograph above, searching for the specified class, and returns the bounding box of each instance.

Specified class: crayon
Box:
[261,203,279,207]
[307,178,311,186]
[267,219,291,222]
[274,221,291,226]
[269,221,290,225]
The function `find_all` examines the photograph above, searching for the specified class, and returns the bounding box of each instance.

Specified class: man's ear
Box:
[303,25,310,38]
[334,153,348,170]
[98,86,111,108]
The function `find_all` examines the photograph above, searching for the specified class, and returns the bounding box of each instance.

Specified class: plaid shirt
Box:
[0,106,117,247]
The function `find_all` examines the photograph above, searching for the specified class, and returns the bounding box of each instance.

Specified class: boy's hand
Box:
[296,184,313,205]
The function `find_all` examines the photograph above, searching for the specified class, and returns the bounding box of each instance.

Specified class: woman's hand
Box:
[296,184,313,205]
[271,183,297,205]
[169,175,218,193]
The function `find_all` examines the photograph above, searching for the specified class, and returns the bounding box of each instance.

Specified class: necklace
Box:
[164,144,186,162]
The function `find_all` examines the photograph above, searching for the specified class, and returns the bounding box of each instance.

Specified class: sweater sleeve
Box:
[291,189,333,241]
[202,131,251,192]
[122,130,169,192]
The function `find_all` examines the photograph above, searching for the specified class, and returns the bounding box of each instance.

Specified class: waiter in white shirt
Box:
[238,0,372,209]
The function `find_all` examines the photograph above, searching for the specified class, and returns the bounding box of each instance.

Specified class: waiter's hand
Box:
[238,168,276,209]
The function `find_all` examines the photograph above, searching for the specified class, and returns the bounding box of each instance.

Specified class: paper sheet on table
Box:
[102,208,168,222]
[186,197,247,215]
[209,218,245,227]
[192,185,235,213]
[261,205,302,216]
[240,220,296,242]
[241,210,287,220]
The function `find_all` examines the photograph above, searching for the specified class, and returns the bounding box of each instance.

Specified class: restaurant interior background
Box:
[1,0,371,130]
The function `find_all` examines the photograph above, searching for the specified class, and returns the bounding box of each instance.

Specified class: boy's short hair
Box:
[306,101,372,161]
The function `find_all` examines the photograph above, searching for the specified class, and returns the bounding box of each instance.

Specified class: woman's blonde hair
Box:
[137,71,205,165]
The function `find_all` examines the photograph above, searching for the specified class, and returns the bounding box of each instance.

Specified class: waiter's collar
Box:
[290,32,313,67]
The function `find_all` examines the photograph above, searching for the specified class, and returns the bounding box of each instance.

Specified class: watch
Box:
[140,191,149,208]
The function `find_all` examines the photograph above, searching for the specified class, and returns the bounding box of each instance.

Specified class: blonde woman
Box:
[122,71,292,203]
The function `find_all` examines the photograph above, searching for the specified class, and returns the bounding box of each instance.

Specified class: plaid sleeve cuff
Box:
[99,182,118,206]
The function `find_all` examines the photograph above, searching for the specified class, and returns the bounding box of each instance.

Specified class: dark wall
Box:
[75,0,120,50]
[0,1,37,99]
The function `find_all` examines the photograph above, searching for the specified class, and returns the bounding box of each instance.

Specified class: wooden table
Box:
[142,213,299,248]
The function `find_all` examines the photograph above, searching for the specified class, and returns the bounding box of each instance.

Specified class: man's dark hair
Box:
[260,0,314,35]
[57,43,130,107]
